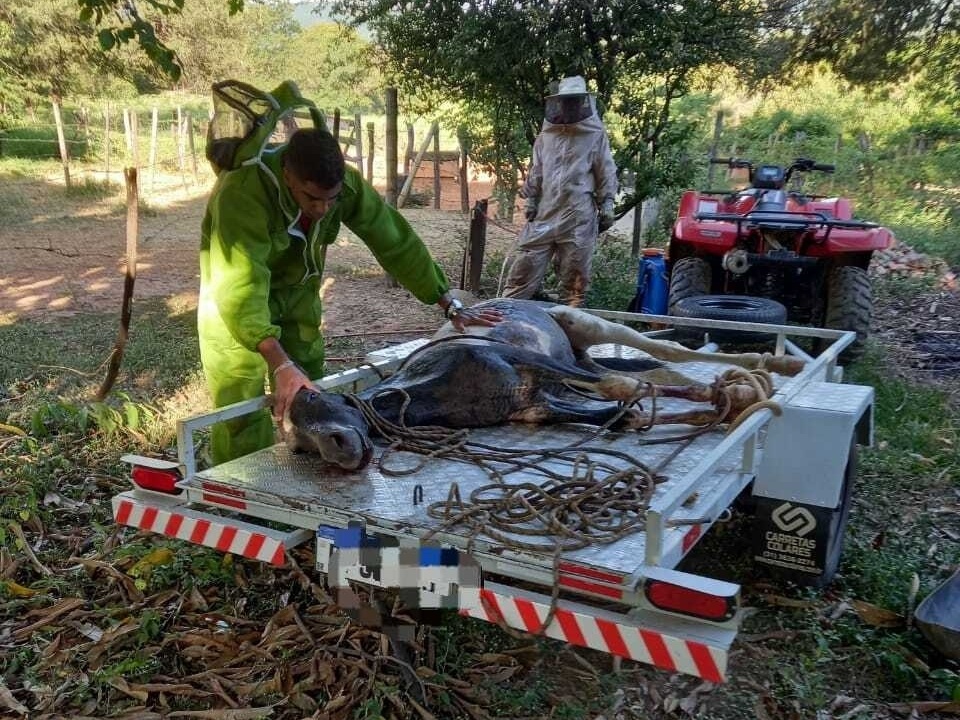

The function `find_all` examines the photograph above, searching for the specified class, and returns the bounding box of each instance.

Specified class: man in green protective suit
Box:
[199,128,500,464]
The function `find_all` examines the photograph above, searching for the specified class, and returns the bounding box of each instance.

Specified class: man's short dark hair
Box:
[284,128,345,188]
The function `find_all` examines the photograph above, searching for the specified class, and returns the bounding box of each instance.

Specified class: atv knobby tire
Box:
[671,295,787,345]
[824,266,872,363]
[667,257,711,313]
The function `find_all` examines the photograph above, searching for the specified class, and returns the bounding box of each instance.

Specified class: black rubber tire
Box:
[671,294,787,344]
[824,265,872,364]
[667,257,712,313]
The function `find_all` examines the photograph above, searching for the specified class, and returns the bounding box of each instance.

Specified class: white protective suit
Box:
[504,78,618,306]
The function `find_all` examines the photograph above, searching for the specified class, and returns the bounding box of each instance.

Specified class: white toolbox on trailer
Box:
[112,311,873,682]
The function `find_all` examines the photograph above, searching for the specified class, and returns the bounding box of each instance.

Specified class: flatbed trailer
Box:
[112,311,874,682]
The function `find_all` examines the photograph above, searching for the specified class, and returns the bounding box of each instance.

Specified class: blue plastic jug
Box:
[634,248,669,315]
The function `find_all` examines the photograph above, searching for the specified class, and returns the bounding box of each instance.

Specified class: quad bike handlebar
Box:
[708,156,835,182]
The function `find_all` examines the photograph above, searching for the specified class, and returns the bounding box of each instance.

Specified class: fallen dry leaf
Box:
[167,706,276,719]
[13,597,85,641]
[851,599,905,628]
[1,579,38,598]
[759,593,818,609]
[0,683,29,715]
[109,677,150,702]
[889,701,960,715]
[127,547,175,579]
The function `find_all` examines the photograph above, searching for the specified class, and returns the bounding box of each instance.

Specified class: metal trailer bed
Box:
[112,310,874,682]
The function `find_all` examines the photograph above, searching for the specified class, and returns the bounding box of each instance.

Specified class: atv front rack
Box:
[694,209,879,243]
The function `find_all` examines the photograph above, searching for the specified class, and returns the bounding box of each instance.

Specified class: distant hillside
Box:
[291,2,370,38]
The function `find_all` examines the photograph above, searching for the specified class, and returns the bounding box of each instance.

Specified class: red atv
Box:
[667,157,894,360]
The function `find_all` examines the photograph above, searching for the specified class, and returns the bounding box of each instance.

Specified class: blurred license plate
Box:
[316,523,480,609]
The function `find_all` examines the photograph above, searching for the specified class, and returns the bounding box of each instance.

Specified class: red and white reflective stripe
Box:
[463,587,726,682]
[557,562,627,599]
[114,498,285,566]
[201,482,247,510]
[682,524,702,554]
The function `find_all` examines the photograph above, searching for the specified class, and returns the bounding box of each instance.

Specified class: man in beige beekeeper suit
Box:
[503,75,618,306]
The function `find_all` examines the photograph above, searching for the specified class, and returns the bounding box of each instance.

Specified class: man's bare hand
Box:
[272,363,316,422]
[451,306,503,332]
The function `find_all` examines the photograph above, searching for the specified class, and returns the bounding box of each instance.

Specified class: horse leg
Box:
[546,305,805,376]
[575,352,703,387]
[508,395,635,427]
[563,369,774,423]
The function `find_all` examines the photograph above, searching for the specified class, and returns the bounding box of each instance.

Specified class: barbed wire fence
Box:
[0,100,217,198]
[1,100,486,209]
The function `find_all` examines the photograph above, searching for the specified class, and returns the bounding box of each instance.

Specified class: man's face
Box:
[284,167,342,221]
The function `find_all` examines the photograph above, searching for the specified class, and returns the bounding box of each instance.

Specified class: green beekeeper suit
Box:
[199,146,450,465]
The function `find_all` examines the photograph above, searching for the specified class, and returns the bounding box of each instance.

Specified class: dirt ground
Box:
[0,168,521,334]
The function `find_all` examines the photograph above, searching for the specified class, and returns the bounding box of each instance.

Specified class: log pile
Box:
[870,238,958,291]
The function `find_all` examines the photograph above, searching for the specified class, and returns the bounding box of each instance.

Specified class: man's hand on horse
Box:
[272,362,318,423]
[451,304,504,332]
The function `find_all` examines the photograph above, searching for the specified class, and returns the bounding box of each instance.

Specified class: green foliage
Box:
[285,24,383,113]
[0,0,146,107]
[147,0,298,93]
[330,0,778,199]
[0,127,90,159]
[784,1,960,89]
[737,108,835,142]
[25,395,159,441]
[584,237,638,311]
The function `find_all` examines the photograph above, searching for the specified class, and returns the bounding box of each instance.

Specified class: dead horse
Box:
[283,298,805,470]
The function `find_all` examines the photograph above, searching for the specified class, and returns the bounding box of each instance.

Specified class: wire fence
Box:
[1,100,479,208]
[0,102,216,195]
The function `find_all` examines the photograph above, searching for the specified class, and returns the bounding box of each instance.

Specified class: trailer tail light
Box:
[644,580,735,622]
[131,465,182,494]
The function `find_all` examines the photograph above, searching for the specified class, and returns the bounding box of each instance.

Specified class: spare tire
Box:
[671,295,787,345]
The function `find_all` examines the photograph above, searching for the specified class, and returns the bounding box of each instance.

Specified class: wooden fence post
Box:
[186,111,198,182]
[130,112,139,170]
[353,113,364,175]
[176,107,188,191]
[149,107,159,188]
[176,107,185,171]
[104,102,111,179]
[457,128,470,212]
[397,121,438,208]
[122,108,132,156]
[385,88,400,288]
[464,199,488,291]
[385,88,398,207]
[80,106,90,140]
[705,110,723,187]
[432,123,441,210]
[831,133,841,193]
[404,123,414,176]
[332,108,341,140]
[366,122,375,182]
[52,100,71,188]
